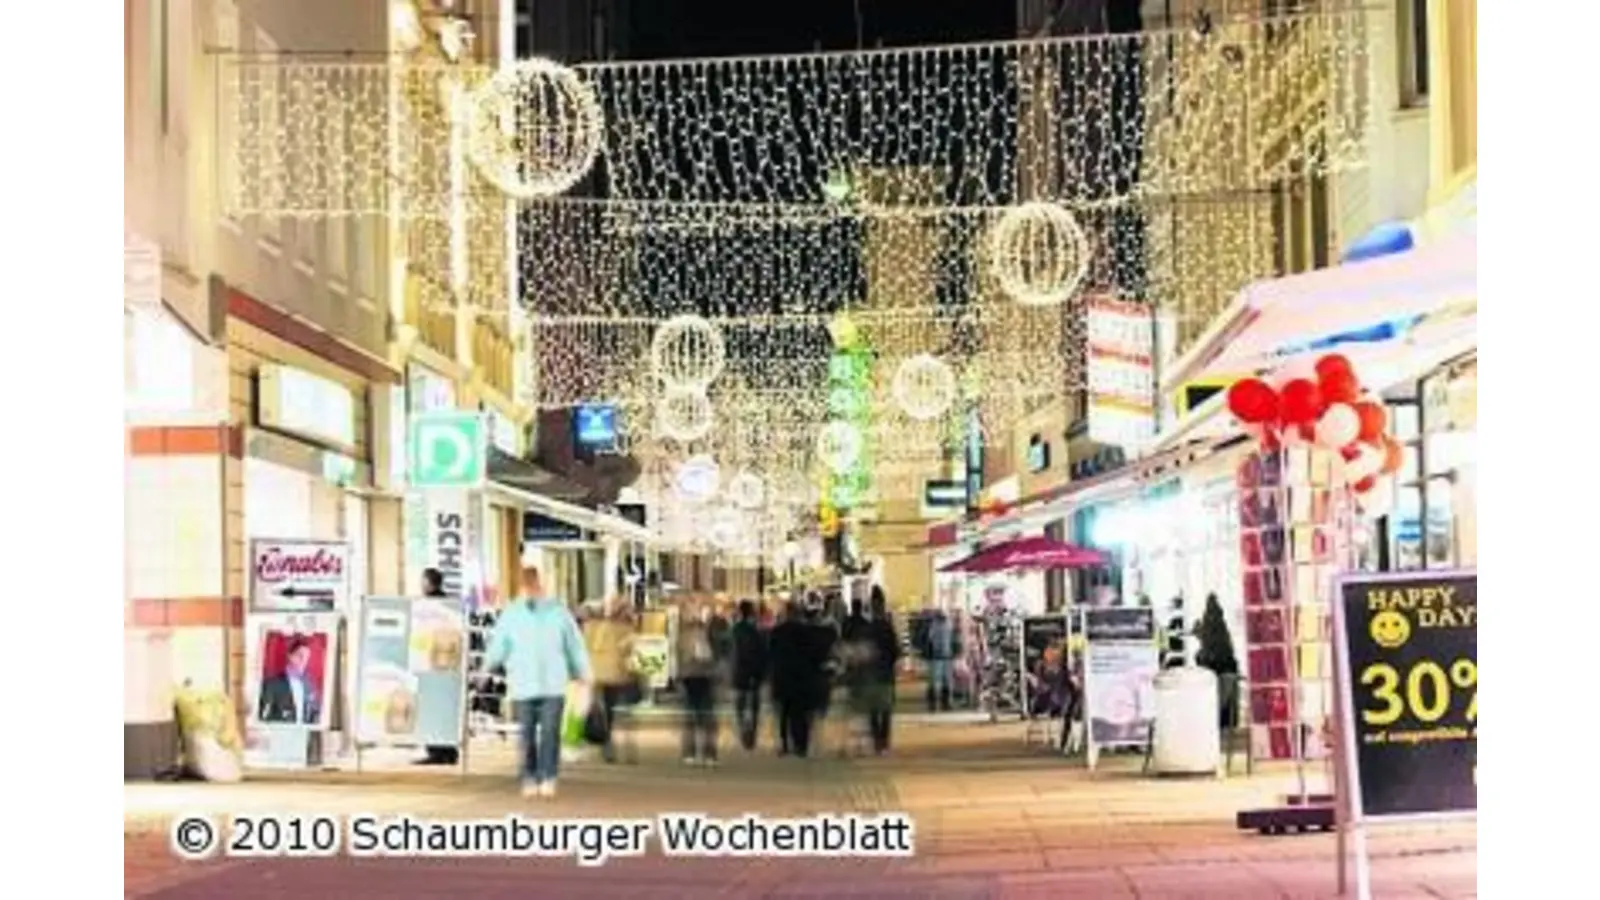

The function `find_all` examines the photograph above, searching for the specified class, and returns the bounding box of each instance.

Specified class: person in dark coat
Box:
[767,601,813,756]
[729,599,768,751]
[862,586,902,753]
[803,593,840,737]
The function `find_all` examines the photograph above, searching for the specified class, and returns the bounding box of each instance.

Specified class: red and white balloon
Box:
[1226,351,1400,515]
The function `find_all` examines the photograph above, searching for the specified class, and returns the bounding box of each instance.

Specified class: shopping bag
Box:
[561,682,592,748]
[583,703,610,746]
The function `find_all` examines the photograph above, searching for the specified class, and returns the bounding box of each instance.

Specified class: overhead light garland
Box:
[216,9,1368,217]
[464,57,605,200]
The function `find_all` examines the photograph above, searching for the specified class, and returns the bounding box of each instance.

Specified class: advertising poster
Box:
[631,635,671,690]
[1335,571,1477,820]
[1083,608,1158,746]
[242,612,340,770]
[354,596,468,747]
[1021,615,1069,716]
[249,539,350,612]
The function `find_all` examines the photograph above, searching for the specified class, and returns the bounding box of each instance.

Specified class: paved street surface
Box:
[126,719,1474,898]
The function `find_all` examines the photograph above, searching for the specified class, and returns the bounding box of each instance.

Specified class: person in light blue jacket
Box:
[485,565,592,798]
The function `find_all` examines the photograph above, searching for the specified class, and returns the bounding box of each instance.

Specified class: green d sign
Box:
[408,412,487,488]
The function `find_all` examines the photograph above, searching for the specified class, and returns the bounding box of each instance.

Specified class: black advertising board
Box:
[1083,607,1156,643]
[1334,570,1477,821]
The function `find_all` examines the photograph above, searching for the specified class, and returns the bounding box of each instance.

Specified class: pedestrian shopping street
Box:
[125,719,1474,899]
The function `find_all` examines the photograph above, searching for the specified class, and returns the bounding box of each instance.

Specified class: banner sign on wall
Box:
[249,539,350,613]
[1085,298,1156,450]
[1334,570,1477,821]
[1082,607,1158,767]
[354,596,468,747]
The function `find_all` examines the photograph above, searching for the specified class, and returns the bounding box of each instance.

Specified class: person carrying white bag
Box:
[485,565,592,799]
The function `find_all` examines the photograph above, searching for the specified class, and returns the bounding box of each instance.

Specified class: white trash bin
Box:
[1150,667,1221,775]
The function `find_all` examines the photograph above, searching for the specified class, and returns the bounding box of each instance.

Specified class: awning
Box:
[1180,228,1476,389]
[485,480,653,544]
[969,437,1230,539]
[487,449,590,502]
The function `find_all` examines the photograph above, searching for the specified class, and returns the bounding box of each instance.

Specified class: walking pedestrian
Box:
[730,599,769,751]
[768,601,812,757]
[924,608,955,712]
[484,565,591,798]
[864,586,902,753]
[675,599,723,765]
[584,597,638,764]
[804,593,841,753]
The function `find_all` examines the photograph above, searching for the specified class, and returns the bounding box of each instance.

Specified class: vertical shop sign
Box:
[1086,298,1156,450]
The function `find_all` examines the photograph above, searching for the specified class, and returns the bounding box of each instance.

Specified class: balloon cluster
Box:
[1226,353,1401,517]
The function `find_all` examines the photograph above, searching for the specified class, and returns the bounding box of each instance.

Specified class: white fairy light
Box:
[891,353,957,421]
[816,421,864,476]
[727,471,766,510]
[649,314,727,389]
[655,385,715,442]
[464,57,604,200]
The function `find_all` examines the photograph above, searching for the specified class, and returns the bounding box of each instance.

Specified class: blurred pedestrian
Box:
[863,586,902,754]
[730,599,769,751]
[768,601,812,757]
[675,599,723,766]
[418,567,460,766]
[584,597,638,764]
[485,565,591,799]
[924,608,955,712]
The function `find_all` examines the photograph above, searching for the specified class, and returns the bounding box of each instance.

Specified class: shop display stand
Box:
[1234,446,1351,834]
[466,608,514,739]
[979,608,1025,722]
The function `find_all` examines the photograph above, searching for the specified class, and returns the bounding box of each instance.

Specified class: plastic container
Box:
[1150,667,1222,775]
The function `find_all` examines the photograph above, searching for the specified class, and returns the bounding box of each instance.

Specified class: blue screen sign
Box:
[575,404,618,449]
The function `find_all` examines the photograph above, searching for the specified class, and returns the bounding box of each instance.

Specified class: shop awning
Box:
[969,437,1231,539]
[1166,227,1475,390]
[487,449,590,502]
[486,480,653,544]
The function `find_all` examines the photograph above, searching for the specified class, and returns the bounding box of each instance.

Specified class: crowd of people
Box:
[482,564,907,798]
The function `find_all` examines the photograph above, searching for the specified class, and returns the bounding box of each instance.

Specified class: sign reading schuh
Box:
[1334,570,1477,821]
[249,539,351,612]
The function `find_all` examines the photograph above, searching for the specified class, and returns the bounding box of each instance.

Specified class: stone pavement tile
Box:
[995,869,1139,899]
[1043,845,1164,870]
[1121,862,1289,899]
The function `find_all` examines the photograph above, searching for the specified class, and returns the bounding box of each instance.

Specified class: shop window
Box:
[1389,402,1421,441]
[1392,485,1424,572]
[1398,444,1422,484]
[1397,0,1430,108]
[1425,475,1456,569]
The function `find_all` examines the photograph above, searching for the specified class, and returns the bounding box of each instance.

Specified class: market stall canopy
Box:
[1175,227,1476,394]
[939,535,1109,573]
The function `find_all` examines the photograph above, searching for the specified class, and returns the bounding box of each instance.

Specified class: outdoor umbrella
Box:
[939,535,1110,574]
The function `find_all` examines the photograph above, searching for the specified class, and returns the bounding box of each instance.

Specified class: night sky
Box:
[625,0,1021,60]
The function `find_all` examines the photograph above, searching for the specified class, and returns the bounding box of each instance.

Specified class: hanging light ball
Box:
[728,472,765,511]
[892,353,957,421]
[464,57,605,200]
[655,385,714,442]
[708,508,744,550]
[649,314,727,389]
[988,201,1091,306]
[815,421,864,476]
[673,454,720,502]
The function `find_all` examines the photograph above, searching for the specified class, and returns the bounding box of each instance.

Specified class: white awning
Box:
[484,481,652,544]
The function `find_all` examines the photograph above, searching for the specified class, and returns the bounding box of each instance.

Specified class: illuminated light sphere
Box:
[464,57,604,200]
[673,454,720,502]
[650,315,727,389]
[815,421,864,476]
[988,201,1091,306]
[655,385,715,442]
[892,353,957,421]
[728,472,765,511]
[708,508,743,550]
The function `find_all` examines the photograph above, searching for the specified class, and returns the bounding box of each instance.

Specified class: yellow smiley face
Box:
[1369,611,1411,649]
